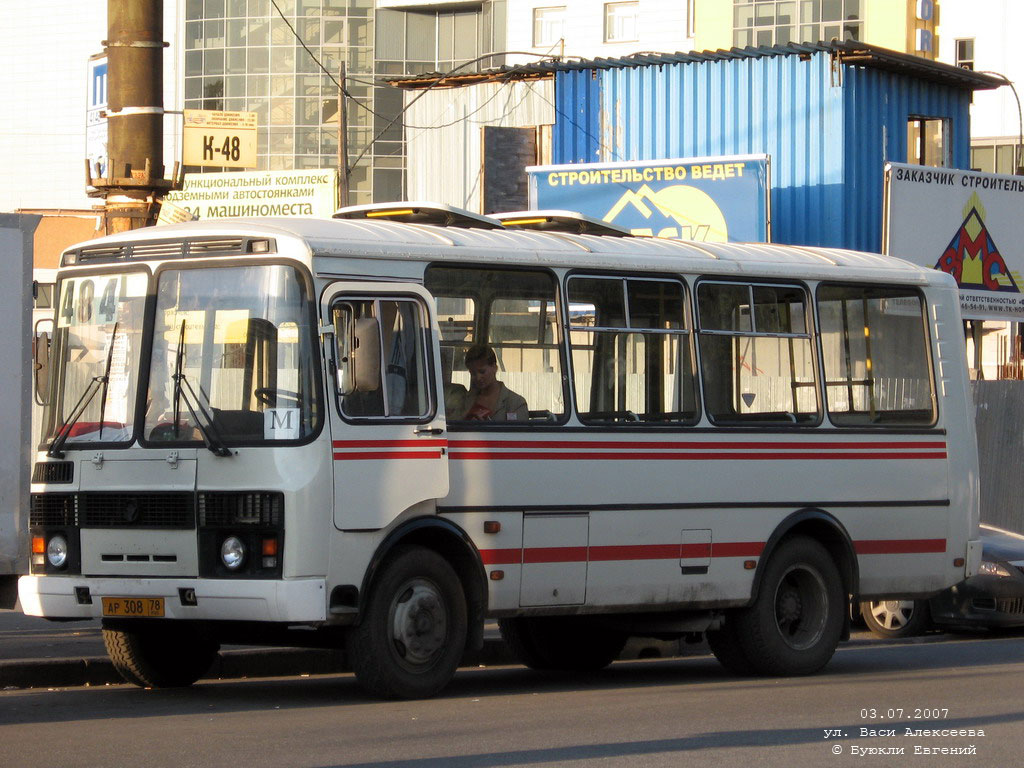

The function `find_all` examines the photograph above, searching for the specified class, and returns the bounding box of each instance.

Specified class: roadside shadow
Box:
[2,634,1024,728]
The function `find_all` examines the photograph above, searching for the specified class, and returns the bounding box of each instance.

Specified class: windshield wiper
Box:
[171,319,233,457]
[47,322,119,458]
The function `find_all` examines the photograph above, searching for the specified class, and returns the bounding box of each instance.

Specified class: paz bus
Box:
[20,203,980,698]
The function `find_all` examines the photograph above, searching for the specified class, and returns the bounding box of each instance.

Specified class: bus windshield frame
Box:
[43,268,150,449]
[142,261,322,449]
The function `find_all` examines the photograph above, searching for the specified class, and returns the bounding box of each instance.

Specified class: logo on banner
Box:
[604,184,729,241]
[934,192,1019,293]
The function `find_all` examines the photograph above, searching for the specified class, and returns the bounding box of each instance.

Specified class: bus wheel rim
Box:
[773,564,828,651]
[389,577,448,669]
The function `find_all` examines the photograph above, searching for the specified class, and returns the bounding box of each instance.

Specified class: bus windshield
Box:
[144,263,319,446]
[45,271,149,446]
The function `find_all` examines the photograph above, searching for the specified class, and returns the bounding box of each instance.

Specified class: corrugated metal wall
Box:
[843,65,972,252]
[553,51,973,251]
[405,80,555,212]
[972,381,1024,533]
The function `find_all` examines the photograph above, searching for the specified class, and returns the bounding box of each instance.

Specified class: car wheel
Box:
[859,599,930,639]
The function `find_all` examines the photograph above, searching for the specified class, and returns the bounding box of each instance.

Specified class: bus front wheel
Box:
[102,621,220,688]
[346,546,467,699]
[714,536,844,677]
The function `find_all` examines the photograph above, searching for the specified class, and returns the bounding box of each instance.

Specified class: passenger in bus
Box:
[460,344,528,422]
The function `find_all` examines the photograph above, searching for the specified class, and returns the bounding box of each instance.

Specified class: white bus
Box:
[20,204,980,698]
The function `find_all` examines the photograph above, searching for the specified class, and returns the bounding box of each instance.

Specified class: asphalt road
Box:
[2,632,1023,768]
[0,609,103,661]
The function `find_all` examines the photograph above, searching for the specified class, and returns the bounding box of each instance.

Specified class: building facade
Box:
[0,0,508,212]
[689,0,1021,175]
[0,1,183,212]
[3,0,1018,214]
[936,0,1023,175]
[693,0,941,60]
[505,0,694,63]
[181,0,507,204]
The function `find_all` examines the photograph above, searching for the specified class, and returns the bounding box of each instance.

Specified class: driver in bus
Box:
[460,344,528,422]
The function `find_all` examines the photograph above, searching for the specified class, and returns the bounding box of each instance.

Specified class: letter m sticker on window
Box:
[265,408,300,440]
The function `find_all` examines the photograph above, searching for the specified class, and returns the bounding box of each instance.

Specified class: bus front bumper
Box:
[18,575,327,623]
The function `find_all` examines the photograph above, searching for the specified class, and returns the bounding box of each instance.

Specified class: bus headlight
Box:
[47,535,69,569]
[220,536,246,571]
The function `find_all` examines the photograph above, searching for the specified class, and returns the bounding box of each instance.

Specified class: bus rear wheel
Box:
[102,621,220,688]
[714,536,844,677]
[498,617,627,672]
[346,546,467,699]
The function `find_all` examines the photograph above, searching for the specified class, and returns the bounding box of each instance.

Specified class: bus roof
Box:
[62,214,948,287]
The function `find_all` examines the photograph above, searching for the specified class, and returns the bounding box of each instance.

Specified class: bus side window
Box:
[817,285,936,426]
[425,266,566,424]
[697,281,819,425]
[568,275,698,425]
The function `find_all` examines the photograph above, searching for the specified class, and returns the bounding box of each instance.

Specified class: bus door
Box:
[324,283,449,530]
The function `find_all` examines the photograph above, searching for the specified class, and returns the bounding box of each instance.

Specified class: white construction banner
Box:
[163,169,339,220]
[884,162,1024,321]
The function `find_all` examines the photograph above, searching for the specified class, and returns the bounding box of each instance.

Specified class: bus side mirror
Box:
[336,312,381,396]
[33,329,51,406]
[351,318,381,392]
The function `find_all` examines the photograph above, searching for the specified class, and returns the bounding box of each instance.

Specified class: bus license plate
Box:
[101,597,165,618]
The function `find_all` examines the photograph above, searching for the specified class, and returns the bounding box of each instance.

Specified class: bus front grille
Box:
[79,493,196,529]
[30,494,77,526]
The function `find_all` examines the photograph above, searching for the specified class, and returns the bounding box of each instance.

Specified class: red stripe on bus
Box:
[478,539,942,565]
[333,451,442,460]
[589,544,693,561]
[854,539,947,554]
[480,549,523,565]
[711,542,766,557]
[333,440,447,448]
[449,451,947,461]
[479,541,767,565]
[522,546,589,564]
[450,440,946,451]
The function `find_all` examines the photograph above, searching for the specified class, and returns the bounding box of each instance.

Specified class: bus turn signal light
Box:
[32,537,46,554]
[262,537,279,569]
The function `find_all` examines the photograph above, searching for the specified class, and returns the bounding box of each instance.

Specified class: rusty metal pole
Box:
[90,0,174,233]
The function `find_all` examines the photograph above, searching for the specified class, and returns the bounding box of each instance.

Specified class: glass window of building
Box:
[907,118,949,167]
[605,2,639,42]
[970,142,1021,175]
[533,6,565,48]
[733,0,861,47]
[955,38,975,70]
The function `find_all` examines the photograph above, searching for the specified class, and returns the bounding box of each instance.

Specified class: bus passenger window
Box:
[697,282,819,425]
[425,266,566,424]
[568,276,698,425]
[817,285,935,426]
[333,298,432,421]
